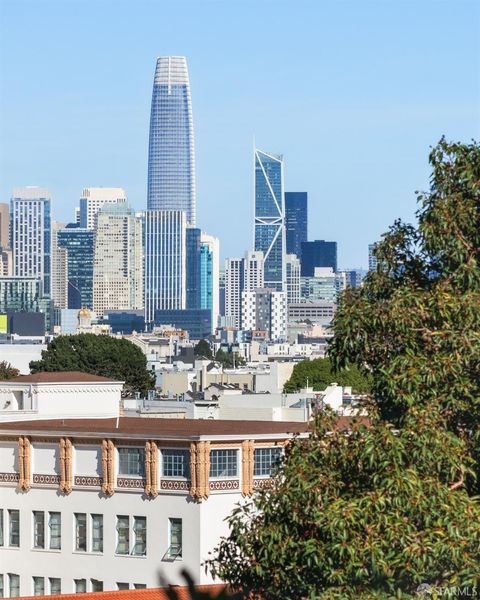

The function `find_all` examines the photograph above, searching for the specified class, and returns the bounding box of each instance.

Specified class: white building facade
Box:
[79,188,127,230]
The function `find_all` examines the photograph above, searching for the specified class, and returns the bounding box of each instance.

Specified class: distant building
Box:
[101,310,146,334]
[0,202,9,248]
[0,248,12,277]
[368,243,378,271]
[300,239,337,276]
[286,254,301,305]
[288,301,336,325]
[337,269,364,289]
[0,277,52,331]
[10,186,51,295]
[243,250,264,292]
[57,226,95,309]
[242,288,287,341]
[154,308,211,340]
[285,192,307,258]
[93,204,143,317]
[79,187,127,230]
[144,210,186,324]
[300,267,338,303]
[200,233,220,333]
[224,257,244,328]
[185,227,201,311]
[51,221,68,309]
[254,149,286,291]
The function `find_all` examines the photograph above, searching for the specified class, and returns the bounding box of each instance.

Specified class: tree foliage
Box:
[194,339,213,359]
[283,357,371,393]
[215,349,245,369]
[30,334,155,396]
[0,361,20,380]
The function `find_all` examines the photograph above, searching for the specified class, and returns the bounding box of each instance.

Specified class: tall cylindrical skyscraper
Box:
[147,56,196,225]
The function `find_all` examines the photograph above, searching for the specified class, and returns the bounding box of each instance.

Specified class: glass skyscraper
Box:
[285,192,308,258]
[300,240,338,276]
[57,226,94,309]
[147,56,196,225]
[254,149,286,292]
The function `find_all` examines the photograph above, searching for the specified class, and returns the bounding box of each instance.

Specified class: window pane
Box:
[74,513,87,552]
[117,583,129,590]
[118,448,145,477]
[49,578,61,594]
[9,510,19,547]
[32,511,45,549]
[162,449,190,478]
[91,580,103,592]
[33,577,44,596]
[134,584,147,589]
[116,515,129,554]
[0,509,3,546]
[133,517,146,556]
[0,574,3,598]
[253,448,282,477]
[210,449,238,478]
[9,574,20,598]
[74,579,86,593]
[91,514,103,553]
[168,518,182,557]
[49,512,61,550]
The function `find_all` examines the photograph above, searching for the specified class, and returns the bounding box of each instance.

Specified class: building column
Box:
[17,436,31,492]
[241,439,255,496]
[101,439,115,496]
[145,440,158,497]
[189,441,210,501]
[59,437,73,494]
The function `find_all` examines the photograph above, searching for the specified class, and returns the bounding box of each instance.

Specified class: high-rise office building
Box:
[147,56,196,225]
[241,288,287,341]
[79,187,127,230]
[0,248,12,276]
[0,277,53,331]
[185,227,201,310]
[57,226,94,309]
[10,187,51,295]
[300,267,338,303]
[254,149,286,291]
[224,257,244,328]
[243,250,264,293]
[300,239,337,276]
[0,203,10,248]
[144,210,186,324]
[285,192,307,258]
[93,205,144,318]
[200,233,220,332]
[286,253,301,305]
[51,221,68,309]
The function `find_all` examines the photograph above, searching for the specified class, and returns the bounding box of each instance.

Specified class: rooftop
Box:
[1,371,121,384]
[17,585,230,600]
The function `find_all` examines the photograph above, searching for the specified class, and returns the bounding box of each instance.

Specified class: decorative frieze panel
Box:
[209,480,240,491]
[160,479,190,492]
[117,477,146,489]
[33,474,61,485]
[75,476,102,487]
[253,478,274,489]
[0,472,20,483]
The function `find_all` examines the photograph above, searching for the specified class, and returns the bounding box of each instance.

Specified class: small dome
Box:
[78,307,91,318]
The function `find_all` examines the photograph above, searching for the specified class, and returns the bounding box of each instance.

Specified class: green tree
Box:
[30,334,155,396]
[215,349,245,369]
[194,339,213,359]
[329,139,480,489]
[283,357,371,393]
[0,361,19,379]
[208,410,480,599]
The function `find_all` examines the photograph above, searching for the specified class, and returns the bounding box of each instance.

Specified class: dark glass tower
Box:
[57,226,94,309]
[285,192,307,258]
[147,56,196,225]
[254,149,285,291]
[300,240,337,276]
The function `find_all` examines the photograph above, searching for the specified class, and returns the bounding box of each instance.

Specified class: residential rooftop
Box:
[1,371,121,384]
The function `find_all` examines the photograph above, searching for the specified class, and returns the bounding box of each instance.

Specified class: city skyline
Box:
[0,1,478,269]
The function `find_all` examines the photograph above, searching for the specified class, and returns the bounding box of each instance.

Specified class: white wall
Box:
[0,345,46,374]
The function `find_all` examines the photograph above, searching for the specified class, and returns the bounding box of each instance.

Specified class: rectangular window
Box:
[9,574,20,598]
[162,449,190,478]
[8,510,19,547]
[74,513,87,552]
[0,574,3,598]
[33,577,44,596]
[74,579,86,593]
[117,583,129,590]
[0,509,3,546]
[168,518,182,558]
[49,512,61,550]
[210,449,238,478]
[49,578,61,595]
[133,517,147,556]
[254,448,282,477]
[33,511,45,549]
[91,514,103,553]
[118,447,145,477]
[91,580,103,592]
[116,515,129,555]
[134,584,147,589]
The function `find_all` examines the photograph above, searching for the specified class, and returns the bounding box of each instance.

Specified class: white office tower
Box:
[79,188,127,230]
[242,288,287,341]
[200,232,220,332]
[224,257,243,328]
[93,205,144,318]
[144,210,186,324]
[11,187,52,295]
[243,250,264,292]
[51,221,68,309]
[285,254,300,305]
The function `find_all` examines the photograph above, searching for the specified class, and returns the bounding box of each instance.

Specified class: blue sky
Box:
[0,0,478,268]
